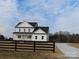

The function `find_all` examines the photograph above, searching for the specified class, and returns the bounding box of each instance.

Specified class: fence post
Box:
[53,41,55,53]
[15,40,17,51]
[34,41,35,52]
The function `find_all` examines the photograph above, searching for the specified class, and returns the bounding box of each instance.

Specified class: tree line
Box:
[0,34,13,41]
[0,31,79,43]
[49,31,79,43]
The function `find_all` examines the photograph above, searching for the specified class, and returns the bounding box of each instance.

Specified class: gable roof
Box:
[15,22,38,28]
[28,22,37,27]
[15,22,22,28]
[33,27,49,33]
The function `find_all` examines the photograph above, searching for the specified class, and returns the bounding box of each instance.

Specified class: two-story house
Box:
[13,21,49,41]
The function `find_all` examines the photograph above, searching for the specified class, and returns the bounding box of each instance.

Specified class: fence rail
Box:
[0,40,55,52]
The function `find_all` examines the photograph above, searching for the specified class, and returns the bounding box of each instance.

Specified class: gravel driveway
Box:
[56,43,79,57]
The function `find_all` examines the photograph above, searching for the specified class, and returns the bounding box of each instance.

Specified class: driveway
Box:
[56,43,79,57]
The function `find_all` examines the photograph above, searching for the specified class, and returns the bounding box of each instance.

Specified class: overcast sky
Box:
[0,0,79,37]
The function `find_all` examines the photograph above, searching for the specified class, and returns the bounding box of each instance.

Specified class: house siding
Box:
[17,22,33,27]
[13,21,49,41]
[34,29,46,33]
[13,34,32,41]
[15,28,34,32]
[32,34,48,41]
[13,33,48,41]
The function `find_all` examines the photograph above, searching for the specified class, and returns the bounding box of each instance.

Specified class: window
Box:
[35,36,37,39]
[27,35,32,39]
[19,28,21,32]
[28,29,30,32]
[18,35,21,38]
[24,28,26,32]
[42,36,44,40]
[22,35,27,39]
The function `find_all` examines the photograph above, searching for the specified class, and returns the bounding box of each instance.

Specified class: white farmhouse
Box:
[13,21,49,41]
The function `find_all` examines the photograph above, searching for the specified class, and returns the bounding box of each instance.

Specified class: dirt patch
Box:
[69,43,79,49]
[0,47,65,59]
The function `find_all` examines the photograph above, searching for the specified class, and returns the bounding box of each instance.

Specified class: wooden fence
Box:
[0,40,55,52]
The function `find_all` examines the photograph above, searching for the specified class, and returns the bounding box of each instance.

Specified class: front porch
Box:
[13,33,32,41]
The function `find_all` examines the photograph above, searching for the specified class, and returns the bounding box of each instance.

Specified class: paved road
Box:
[56,43,79,57]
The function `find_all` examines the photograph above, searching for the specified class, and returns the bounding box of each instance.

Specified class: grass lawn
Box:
[69,43,79,48]
[0,47,65,59]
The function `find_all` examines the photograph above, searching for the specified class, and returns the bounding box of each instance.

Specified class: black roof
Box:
[28,22,37,27]
[15,22,37,28]
[15,21,49,33]
[33,27,49,33]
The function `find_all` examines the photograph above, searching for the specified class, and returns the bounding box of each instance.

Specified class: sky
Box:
[0,0,79,37]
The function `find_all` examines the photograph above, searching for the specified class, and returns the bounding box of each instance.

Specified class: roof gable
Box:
[15,21,37,28]
[34,28,46,33]
[33,27,49,33]
[28,22,38,27]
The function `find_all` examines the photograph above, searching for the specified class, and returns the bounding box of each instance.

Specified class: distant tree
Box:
[8,37,13,41]
[0,35,5,40]
[49,33,53,42]
[49,31,79,43]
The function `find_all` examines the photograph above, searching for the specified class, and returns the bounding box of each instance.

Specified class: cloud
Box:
[54,5,79,33]
[0,27,5,34]
[16,0,63,32]
[0,0,17,36]
[0,0,79,37]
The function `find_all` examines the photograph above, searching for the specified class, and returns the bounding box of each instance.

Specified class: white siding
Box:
[17,22,33,27]
[32,34,48,41]
[20,28,24,32]
[13,34,20,40]
[25,28,28,32]
[15,28,24,32]
[24,28,34,32]
[29,28,34,32]
[15,28,34,32]
[13,33,48,41]
[13,34,32,41]
[14,22,48,41]
[34,29,45,33]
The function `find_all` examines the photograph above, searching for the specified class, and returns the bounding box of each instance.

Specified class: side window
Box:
[19,28,21,32]
[24,28,26,32]
[28,28,30,32]
[35,36,37,39]
[42,36,44,40]
[18,35,21,38]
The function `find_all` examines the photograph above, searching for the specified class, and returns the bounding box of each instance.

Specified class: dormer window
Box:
[28,28,30,32]
[24,28,26,32]
[19,28,21,32]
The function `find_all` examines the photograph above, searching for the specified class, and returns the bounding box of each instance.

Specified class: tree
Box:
[0,35,5,40]
[8,37,13,41]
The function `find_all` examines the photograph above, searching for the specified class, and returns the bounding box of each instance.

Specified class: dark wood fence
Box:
[0,40,55,52]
